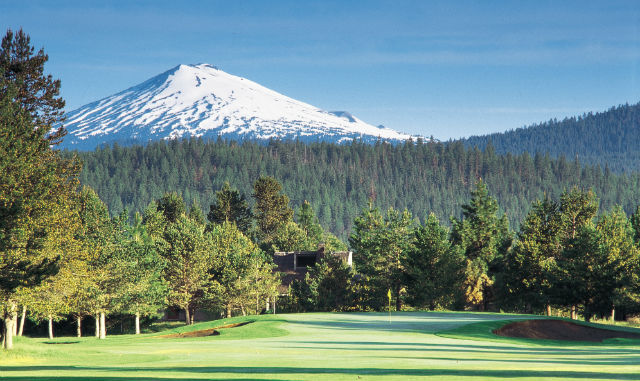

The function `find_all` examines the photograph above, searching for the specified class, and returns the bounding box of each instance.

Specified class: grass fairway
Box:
[2,312,640,380]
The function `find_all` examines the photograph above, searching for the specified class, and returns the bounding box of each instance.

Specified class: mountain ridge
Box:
[60,64,417,150]
[461,102,640,173]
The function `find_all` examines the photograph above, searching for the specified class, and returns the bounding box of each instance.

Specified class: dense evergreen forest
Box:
[463,102,640,173]
[72,138,640,240]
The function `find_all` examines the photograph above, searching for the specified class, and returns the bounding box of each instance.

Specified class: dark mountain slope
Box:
[462,103,640,173]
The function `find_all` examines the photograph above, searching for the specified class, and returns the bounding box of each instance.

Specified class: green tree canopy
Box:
[208,181,252,233]
[253,176,293,241]
[0,28,79,349]
[349,204,414,311]
[406,213,464,310]
[502,197,562,312]
[451,180,511,310]
[156,192,186,224]
[0,28,65,142]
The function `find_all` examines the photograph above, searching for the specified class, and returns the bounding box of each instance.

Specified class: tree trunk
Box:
[18,305,26,336]
[611,307,615,322]
[185,308,191,325]
[76,316,82,338]
[11,307,17,336]
[3,305,15,350]
[99,312,106,339]
[3,317,14,350]
[226,305,232,319]
[395,286,402,312]
[546,304,551,316]
[241,305,246,317]
[48,315,54,339]
[95,313,100,338]
[135,312,140,335]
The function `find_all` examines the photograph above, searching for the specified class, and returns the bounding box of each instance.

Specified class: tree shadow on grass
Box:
[378,354,640,367]
[282,340,640,356]
[286,312,516,333]
[2,366,640,380]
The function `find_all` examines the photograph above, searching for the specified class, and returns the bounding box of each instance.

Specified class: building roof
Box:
[273,248,353,294]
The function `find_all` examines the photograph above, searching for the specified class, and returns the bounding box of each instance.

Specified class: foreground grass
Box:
[2,311,640,380]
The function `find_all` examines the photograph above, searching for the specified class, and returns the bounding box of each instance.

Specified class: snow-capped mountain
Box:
[60,64,416,150]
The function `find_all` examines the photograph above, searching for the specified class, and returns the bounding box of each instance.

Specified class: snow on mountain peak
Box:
[60,64,417,150]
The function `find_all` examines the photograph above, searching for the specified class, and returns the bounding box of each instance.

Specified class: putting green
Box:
[2,311,640,380]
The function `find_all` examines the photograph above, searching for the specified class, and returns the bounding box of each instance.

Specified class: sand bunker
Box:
[493,319,640,342]
[157,321,252,338]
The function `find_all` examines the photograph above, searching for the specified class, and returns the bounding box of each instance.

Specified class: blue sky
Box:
[2,0,639,139]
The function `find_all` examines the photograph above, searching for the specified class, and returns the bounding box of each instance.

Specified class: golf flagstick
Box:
[388,289,392,323]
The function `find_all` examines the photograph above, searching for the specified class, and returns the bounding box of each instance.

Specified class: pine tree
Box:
[0,29,79,349]
[503,197,562,314]
[557,187,598,319]
[349,205,413,310]
[297,200,323,245]
[560,187,599,240]
[630,206,640,245]
[451,180,511,310]
[595,206,639,320]
[208,181,252,233]
[308,255,358,312]
[555,225,614,321]
[0,28,65,143]
[253,176,293,241]
[156,192,186,224]
[406,213,464,310]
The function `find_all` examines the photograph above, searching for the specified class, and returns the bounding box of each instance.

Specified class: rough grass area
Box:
[3,312,640,380]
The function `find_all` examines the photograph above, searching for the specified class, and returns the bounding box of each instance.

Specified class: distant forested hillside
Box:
[70,138,640,240]
[463,103,640,173]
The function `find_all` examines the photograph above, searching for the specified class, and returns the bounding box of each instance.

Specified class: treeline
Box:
[74,137,640,241]
[2,172,351,346]
[288,182,640,323]
[463,102,640,173]
[7,185,287,341]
